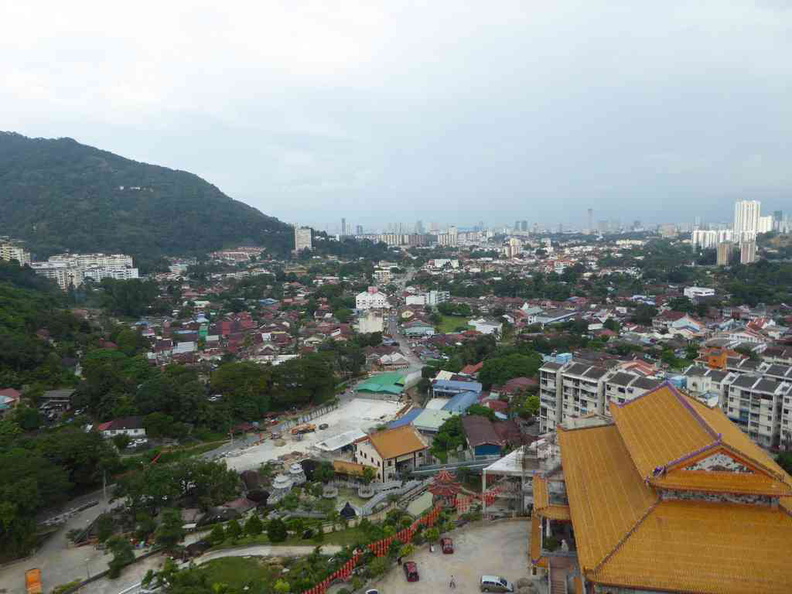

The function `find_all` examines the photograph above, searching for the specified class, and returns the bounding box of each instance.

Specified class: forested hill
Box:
[0,132,293,265]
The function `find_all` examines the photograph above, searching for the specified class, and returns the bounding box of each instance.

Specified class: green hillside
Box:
[0,132,292,265]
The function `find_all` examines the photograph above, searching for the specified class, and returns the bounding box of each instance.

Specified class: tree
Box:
[478,352,543,389]
[155,508,185,550]
[107,535,135,578]
[274,579,291,594]
[96,513,115,543]
[245,514,264,537]
[210,362,272,421]
[520,394,540,417]
[466,404,496,420]
[361,466,377,486]
[209,524,226,545]
[267,518,288,543]
[314,461,336,484]
[603,318,620,333]
[425,527,440,542]
[431,416,465,463]
[225,519,242,541]
[112,434,131,450]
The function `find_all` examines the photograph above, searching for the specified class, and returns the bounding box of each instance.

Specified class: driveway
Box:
[373,520,530,593]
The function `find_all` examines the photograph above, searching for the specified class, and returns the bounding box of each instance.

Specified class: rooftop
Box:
[366,425,427,460]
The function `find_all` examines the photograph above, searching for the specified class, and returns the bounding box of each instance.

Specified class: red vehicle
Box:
[441,537,454,554]
[403,561,419,582]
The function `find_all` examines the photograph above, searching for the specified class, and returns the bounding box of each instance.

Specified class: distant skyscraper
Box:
[520,220,528,232]
[733,200,761,242]
[716,241,733,266]
[355,225,363,235]
[694,216,702,229]
[415,220,425,234]
[341,218,347,235]
[773,210,783,231]
[294,226,312,252]
[514,220,520,231]
[740,239,757,264]
[587,208,594,234]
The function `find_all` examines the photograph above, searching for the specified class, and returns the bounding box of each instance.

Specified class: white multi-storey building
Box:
[733,200,761,242]
[294,226,312,252]
[31,262,84,290]
[83,265,140,282]
[355,286,390,310]
[0,241,31,266]
[48,253,133,268]
[691,229,733,249]
[723,374,791,449]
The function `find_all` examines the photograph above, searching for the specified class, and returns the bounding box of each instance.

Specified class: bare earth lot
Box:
[374,520,530,594]
[222,398,403,472]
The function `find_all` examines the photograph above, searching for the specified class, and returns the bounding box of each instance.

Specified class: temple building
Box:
[530,382,792,593]
[429,469,462,507]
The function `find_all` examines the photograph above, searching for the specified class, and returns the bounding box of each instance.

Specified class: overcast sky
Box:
[3,1,791,232]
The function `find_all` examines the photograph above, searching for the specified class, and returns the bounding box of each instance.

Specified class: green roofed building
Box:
[357,372,406,395]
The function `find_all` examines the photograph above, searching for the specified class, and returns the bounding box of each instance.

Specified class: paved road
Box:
[194,544,343,566]
[0,494,126,594]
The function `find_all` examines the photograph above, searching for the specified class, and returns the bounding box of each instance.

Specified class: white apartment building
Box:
[30,262,84,290]
[539,361,608,433]
[540,362,665,432]
[603,372,663,408]
[31,252,137,290]
[49,253,133,268]
[405,290,450,307]
[373,268,392,285]
[355,286,390,310]
[294,226,312,252]
[723,374,790,449]
[83,265,140,282]
[733,200,761,242]
[691,229,732,250]
[0,241,31,266]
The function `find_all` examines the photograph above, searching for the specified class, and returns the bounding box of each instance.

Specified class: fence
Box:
[301,483,505,594]
[276,403,339,432]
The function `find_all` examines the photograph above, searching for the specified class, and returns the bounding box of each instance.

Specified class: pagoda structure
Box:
[429,469,462,507]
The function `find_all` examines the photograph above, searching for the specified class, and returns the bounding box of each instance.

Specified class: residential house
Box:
[462,415,504,456]
[97,416,146,439]
[353,425,429,481]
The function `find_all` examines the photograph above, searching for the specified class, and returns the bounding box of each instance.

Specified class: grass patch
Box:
[194,557,277,593]
[121,440,226,469]
[436,314,471,334]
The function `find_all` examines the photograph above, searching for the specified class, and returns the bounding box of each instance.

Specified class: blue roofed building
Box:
[387,407,424,430]
[442,391,480,414]
[432,379,483,398]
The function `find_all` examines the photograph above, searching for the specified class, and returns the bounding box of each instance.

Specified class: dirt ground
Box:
[222,398,403,472]
[373,520,530,593]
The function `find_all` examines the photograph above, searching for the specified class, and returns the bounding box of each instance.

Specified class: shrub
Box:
[245,514,264,537]
[209,524,226,545]
[226,519,242,541]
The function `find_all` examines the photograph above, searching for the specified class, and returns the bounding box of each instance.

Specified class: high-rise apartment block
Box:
[31,253,138,290]
[294,226,312,252]
[716,241,734,266]
[692,229,732,249]
[740,239,757,264]
[733,199,761,241]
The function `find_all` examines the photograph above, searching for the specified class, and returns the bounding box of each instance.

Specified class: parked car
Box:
[480,575,514,592]
[441,537,454,554]
[403,561,419,582]
[318,423,329,430]
[364,590,380,594]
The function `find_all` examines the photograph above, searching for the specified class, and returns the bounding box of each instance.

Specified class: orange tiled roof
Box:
[560,383,792,593]
[652,467,792,496]
[557,425,657,572]
[594,500,792,593]
[332,460,373,476]
[529,514,547,567]
[533,476,572,520]
[609,384,716,479]
[367,425,427,460]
